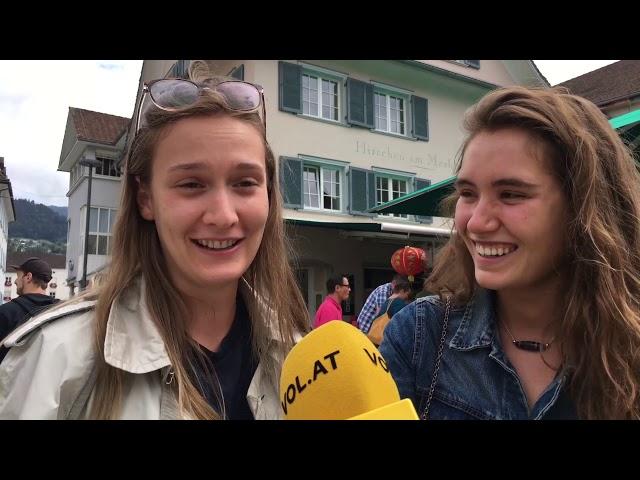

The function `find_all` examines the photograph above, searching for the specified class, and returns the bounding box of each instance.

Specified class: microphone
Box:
[279,320,418,420]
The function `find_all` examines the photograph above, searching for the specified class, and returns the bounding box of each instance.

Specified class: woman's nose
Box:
[466,198,499,233]
[201,190,239,228]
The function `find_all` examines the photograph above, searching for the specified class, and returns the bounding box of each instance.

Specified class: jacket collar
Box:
[104,276,171,373]
[449,288,497,351]
[103,275,294,374]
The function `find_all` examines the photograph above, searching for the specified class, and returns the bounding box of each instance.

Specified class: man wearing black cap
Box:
[0,257,60,362]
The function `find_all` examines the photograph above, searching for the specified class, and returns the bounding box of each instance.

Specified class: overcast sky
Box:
[533,60,618,85]
[0,60,620,207]
[0,60,143,207]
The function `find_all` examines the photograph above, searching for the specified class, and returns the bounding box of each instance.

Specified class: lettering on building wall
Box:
[355,140,453,171]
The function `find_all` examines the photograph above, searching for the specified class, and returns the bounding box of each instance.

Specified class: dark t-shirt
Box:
[191,297,258,420]
[378,297,409,319]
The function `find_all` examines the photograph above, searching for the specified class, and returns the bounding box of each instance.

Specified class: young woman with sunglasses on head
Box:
[0,64,309,419]
[380,86,640,420]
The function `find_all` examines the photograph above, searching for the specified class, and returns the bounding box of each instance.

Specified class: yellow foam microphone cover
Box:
[280,320,401,419]
[349,398,419,420]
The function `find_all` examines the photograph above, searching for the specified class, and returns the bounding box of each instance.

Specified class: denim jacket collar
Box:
[449,288,497,351]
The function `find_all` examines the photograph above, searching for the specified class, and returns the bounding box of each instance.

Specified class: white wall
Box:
[0,193,12,286]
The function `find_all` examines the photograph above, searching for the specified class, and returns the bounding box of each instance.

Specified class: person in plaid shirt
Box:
[357,275,406,333]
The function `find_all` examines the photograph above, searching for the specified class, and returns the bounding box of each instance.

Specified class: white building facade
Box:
[57,108,129,296]
[0,157,16,301]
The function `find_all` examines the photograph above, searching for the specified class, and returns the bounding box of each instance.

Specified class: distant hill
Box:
[48,205,68,219]
[9,199,67,242]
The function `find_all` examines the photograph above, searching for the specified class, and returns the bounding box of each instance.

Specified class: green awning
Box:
[284,218,451,236]
[610,109,640,129]
[285,219,382,232]
[368,176,456,216]
[610,109,640,160]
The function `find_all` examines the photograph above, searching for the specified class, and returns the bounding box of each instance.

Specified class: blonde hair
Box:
[427,86,640,419]
[82,74,309,419]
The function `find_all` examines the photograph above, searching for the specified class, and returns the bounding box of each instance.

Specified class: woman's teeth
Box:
[195,239,238,250]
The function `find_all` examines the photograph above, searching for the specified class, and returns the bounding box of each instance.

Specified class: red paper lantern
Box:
[391,246,427,282]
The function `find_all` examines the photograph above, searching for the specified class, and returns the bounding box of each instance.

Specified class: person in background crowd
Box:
[0,257,59,363]
[314,275,350,329]
[357,274,407,334]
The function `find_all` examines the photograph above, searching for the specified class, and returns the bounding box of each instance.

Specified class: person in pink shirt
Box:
[313,275,351,329]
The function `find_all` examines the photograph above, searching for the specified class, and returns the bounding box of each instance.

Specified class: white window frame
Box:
[300,156,348,213]
[82,206,117,256]
[299,64,346,124]
[374,88,408,136]
[371,82,412,137]
[374,171,412,219]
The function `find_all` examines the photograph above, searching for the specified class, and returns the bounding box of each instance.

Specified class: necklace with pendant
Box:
[502,320,555,352]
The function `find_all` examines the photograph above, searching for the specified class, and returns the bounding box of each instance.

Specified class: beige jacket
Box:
[0,277,290,419]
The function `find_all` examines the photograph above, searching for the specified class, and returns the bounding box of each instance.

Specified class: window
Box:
[302,73,339,121]
[70,162,83,187]
[167,60,190,79]
[374,92,406,135]
[85,207,117,256]
[376,176,408,218]
[70,158,120,187]
[303,165,341,211]
[453,60,480,69]
[278,62,428,140]
[94,157,120,178]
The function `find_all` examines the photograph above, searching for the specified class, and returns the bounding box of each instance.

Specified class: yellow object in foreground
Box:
[280,321,415,419]
[349,398,418,420]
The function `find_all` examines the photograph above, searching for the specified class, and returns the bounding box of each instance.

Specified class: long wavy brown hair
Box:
[79,74,309,419]
[426,86,640,419]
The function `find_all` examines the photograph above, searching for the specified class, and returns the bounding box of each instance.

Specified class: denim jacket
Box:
[379,288,578,420]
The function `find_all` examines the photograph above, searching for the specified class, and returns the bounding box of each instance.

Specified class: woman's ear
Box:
[136,177,155,221]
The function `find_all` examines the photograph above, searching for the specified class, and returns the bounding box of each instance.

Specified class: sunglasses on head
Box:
[134,78,266,134]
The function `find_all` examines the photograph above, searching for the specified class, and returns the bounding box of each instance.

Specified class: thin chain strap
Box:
[421,297,452,420]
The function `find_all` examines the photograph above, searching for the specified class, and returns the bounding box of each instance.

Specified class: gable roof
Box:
[69,107,130,145]
[558,60,640,106]
[7,252,67,270]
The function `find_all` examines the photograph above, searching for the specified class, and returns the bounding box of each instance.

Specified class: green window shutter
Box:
[411,95,429,141]
[279,156,303,209]
[230,64,244,80]
[367,171,376,210]
[349,167,374,215]
[175,60,190,79]
[464,60,480,69]
[347,78,374,128]
[414,178,433,224]
[365,84,374,128]
[278,61,302,114]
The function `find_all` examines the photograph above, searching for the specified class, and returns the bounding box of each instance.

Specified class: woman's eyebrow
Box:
[454,178,538,189]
